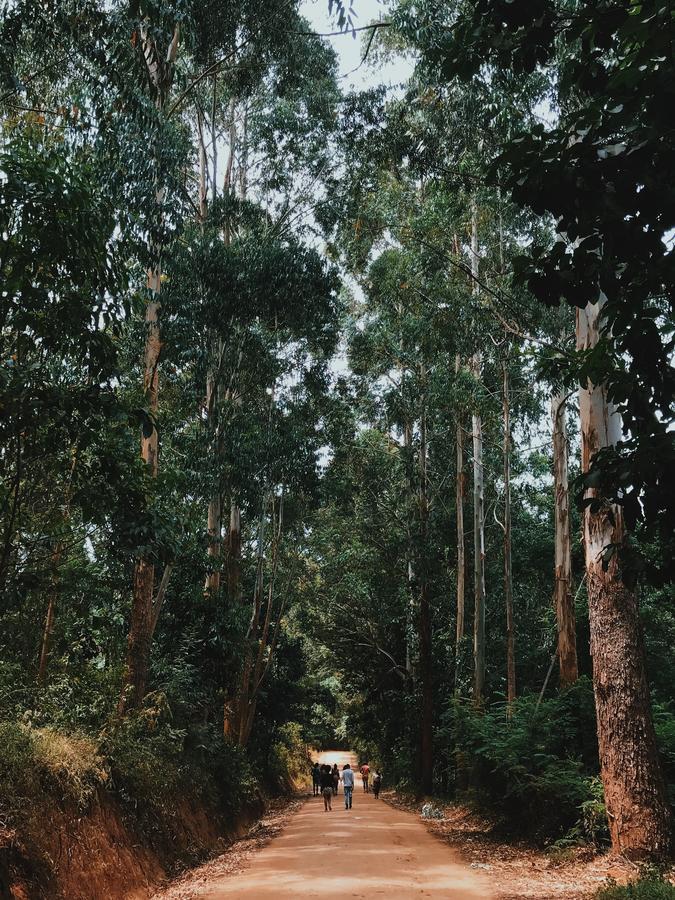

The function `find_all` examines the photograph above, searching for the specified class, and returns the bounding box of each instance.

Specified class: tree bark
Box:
[502,359,515,705]
[214,96,240,600]
[454,354,465,696]
[121,559,155,711]
[37,444,78,685]
[37,542,63,684]
[119,23,179,715]
[404,419,415,677]
[472,395,486,703]
[577,301,671,859]
[552,389,578,686]
[226,501,242,602]
[470,201,486,704]
[233,496,267,746]
[205,94,242,596]
[198,106,224,596]
[418,374,433,794]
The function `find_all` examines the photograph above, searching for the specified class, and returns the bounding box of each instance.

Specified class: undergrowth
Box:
[0,720,107,828]
[595,874,675,899]
[439,677,607,843]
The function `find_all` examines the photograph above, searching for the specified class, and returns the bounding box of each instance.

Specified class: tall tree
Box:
[402,0,675,854]
[501,357,515,705]
[119,15,180,714]
[551,388,577,687]
[454,355,466,695]
[578,301,670,857]
[470,201,486,704]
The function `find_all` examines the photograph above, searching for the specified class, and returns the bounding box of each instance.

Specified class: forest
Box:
[1,0,674,897]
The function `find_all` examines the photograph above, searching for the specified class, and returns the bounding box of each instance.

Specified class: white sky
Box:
[300,0,414,92]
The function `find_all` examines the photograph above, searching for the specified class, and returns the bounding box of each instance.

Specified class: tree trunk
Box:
[37,445,78,684]
[454,354,465,696]
[37,543,62,685]
[121,559,155,711]
[233,497,266,746]
[120,267,162,714]
[502,359,515,705]
[404,419,415,677]
[213,96,240,599]
[552,389,578,686]
[472,397,486,703]
[198,107,223,596]
[418,377,433,794]
[470,201,486,704]
[119,23,179,715]
[577,301,671,859]
[226,501,241,601]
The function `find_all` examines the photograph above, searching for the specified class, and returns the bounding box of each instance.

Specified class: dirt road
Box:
[196,750,492,899]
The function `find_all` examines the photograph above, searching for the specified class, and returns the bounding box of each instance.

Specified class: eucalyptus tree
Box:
[400,0,674,857]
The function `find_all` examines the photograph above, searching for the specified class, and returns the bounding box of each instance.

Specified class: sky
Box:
[300,0,414,92]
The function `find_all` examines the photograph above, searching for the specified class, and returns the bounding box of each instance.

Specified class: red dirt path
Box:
[190,750,492,899]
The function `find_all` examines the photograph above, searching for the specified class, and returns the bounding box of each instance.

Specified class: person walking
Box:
[360,762,370,793]
[320,765,334,812]
[331,763,340,796]
[340,763,355,810]
[312,762,321,797]
[372,770,382,799]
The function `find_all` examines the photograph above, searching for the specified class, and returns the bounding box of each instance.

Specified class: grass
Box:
[33,727,108,806]
[0,721,107,827]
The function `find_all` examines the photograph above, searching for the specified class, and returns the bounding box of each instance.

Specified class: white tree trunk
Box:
[454,357,465,695]
[552,389,577,686]
[470,200,486,703]
[503,360,515,704]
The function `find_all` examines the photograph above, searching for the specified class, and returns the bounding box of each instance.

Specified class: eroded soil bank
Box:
[0,788,265,900]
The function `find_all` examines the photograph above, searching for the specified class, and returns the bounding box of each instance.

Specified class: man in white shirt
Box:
[340,764,355,809]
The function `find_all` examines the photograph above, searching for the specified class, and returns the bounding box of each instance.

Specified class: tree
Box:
[400,0,675,855]
[118,9,181,715]
[552,387,577,687]
[578,301,670,857]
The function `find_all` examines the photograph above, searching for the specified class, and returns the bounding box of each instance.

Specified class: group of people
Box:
[311,761,382,812]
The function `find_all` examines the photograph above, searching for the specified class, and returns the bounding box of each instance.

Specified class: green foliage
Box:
[594,875,675,900]
[267,722,310,792]
[443,679,602,841]
[103,700,186,811]
[0,721,107,825]
[0,722,41,827]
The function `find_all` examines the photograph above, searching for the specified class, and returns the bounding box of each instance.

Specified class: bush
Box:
[653,705,675,809]
[595,875,675,899]
[102,694,186,812]
[267,722,310,793]
[0,721,40,827]
[443,677,602,841]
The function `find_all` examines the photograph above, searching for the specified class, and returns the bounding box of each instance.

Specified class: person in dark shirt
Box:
[372,770,382,799]
[320,765,334,811]
[312,762,321,796]
[331,763,340,796]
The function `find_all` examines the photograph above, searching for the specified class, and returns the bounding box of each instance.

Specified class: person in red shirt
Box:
[360,762,370,793]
